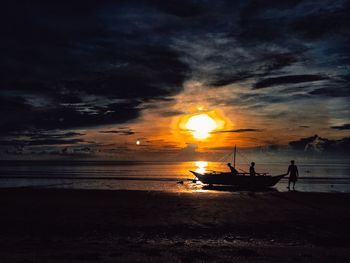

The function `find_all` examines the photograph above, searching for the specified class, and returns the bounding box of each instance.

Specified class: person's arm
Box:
[287,165,290,175]
[296,166,299,177]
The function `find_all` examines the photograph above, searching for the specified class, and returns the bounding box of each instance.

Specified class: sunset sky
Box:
[1,0,349,160]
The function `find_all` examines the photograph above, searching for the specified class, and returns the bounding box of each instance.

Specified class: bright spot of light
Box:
[136,140,140,145]
[185,114,217,139]
[195,161,208,174]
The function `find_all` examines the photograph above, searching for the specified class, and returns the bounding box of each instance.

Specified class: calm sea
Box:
[0,161,349,193]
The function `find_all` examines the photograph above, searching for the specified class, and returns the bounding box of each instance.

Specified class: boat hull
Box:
[190,171,286,188]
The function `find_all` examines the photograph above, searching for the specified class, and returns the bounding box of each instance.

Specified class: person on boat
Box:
[227,163,238,175]
[249,162,256,177]
[287,160,299,190]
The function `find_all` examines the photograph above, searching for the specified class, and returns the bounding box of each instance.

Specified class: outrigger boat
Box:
[190,146,286,188]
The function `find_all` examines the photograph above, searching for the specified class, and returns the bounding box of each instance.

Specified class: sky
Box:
[0,0,349,160]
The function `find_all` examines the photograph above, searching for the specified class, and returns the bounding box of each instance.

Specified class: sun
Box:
[185,114,217,139]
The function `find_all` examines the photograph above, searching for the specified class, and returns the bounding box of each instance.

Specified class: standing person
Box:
[287,160,299,190]
[249,162,256,177]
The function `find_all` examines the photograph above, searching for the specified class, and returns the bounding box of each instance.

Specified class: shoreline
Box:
[1,185,350,193]
[1,188,349,262]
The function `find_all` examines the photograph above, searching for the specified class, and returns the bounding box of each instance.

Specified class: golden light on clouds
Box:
[185,114,217,139]
[197,105,204,111]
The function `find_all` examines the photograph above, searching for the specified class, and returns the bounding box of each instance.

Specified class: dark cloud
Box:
[99,129,135,135]
[19,131,85,140]
[0,130,86,153]
[291,5,350,40]
[254,74,329,89]
[158,110,185,117]
[0,0,190,136]
[147,0,204,17]
[289,134,350,154]
[0,97,142,134]
[331,124,350,130]
[212,129,263,134]
[42,146,97,157]
[208,72,255,87]
[309,86,350,97]
[0,138,84,147]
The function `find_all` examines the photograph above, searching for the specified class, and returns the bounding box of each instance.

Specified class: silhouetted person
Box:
[227,163,238,175]
[287,160,299,190]
[249,162,256,177]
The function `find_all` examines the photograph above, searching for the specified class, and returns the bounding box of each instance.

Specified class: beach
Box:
[0,188,349,262]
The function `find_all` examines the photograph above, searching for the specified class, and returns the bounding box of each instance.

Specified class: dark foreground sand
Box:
[0,188,349,262]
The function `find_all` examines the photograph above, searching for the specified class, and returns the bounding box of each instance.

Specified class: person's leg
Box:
[287,180,291,190]
[293,181,296,190]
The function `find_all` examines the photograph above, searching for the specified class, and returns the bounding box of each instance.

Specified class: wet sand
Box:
[0,188,349,262]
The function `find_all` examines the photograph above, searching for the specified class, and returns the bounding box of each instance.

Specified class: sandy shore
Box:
[0,188,349,262]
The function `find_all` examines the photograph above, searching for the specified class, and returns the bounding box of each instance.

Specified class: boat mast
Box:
[233,145,236,168]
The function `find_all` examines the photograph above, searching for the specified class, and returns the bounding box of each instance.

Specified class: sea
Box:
[0,161,349,193]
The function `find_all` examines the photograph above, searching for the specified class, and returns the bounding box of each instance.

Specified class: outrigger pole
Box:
[233,145,237,168]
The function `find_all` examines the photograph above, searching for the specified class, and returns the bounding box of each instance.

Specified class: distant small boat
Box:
[190,146,286,188]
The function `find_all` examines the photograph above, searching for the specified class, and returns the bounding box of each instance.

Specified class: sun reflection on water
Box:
[195,161,208,174]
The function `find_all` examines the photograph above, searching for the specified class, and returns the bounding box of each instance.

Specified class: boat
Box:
[190,146,286,188]
[190,171,286,188]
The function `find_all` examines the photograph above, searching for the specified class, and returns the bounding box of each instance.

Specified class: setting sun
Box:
[185,114,217,139]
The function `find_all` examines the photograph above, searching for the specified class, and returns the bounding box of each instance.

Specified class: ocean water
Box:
[0,161,349,193]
